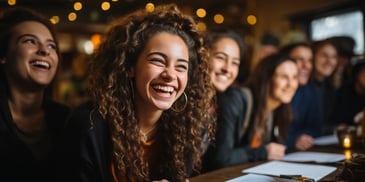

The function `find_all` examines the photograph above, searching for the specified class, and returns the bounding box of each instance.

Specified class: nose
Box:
[161,67,177,81]
[221,59,230,73]
[37,44,50,56]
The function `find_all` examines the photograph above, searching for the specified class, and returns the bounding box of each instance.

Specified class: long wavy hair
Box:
[88,4,214,181]
[245,54,295,141]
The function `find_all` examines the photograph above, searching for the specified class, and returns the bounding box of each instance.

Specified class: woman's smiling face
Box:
[132,32,189,112]
[209,37,240,93]
[270,60,299,104]
[3,21,58,88]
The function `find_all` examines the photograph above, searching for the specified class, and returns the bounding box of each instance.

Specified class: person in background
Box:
[250,32,280,72]
[280,42,322,151]
[205,28,245,93]
[310,38,339,135]
[0,7,70,182]
[202,53,298,172]
[200,28,244,171]
[329,36,356,88]
[60,4,214,182]
[330,59,365,132]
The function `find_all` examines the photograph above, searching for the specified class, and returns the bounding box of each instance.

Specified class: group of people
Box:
[0,3,364,182]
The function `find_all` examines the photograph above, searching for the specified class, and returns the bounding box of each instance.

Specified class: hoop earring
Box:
[171,92,187,113]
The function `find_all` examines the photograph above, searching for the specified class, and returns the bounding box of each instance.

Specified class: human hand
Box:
[265,142,286,160]
[152,179,169,182]
[295,134,313,151]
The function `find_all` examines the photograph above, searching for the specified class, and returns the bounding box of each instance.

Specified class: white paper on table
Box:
[242,161,336,181]
[226,174,294,182]
[281,151,346,163]
[313,135,339,145]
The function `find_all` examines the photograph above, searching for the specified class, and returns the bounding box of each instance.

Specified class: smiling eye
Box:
[47,43,57,50]
[149,58,165,66]
[176,64,188,72]
[23,38,36,44]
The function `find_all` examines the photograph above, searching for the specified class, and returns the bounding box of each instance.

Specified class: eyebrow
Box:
[214,51,240,61]
[16,34,55,44]
[148,52,189,63]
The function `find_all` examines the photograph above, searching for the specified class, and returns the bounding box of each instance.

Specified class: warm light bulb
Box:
[342,135,352,148]
[247,15,257,25]
[7,0,16,6]
[214,14,224,24]
[196,8,206,18]
[101,2,111,11]
[145,3,155,12]
[68,12,77,22]
[74,2,83,11]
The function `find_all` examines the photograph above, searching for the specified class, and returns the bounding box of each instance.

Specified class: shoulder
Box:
[218,86,248,113]
[220,86,247,101]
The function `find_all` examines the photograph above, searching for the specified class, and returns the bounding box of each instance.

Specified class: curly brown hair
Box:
[88,4,214,181]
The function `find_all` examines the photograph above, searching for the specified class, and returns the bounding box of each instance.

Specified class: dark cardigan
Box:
[59,102,194,182]
[202,87,267,173]
[0,84,70,182]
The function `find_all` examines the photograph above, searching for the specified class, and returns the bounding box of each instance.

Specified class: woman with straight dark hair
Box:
[0,7,70,182]
[203,53,298,172]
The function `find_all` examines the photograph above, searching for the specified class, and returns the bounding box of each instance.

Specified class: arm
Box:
[287,86,322,150]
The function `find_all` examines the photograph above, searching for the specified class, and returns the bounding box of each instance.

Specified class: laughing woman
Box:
[60,4,214,182]
[0,7,70,182]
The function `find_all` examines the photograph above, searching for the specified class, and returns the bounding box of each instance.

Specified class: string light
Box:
[74,2,82,11]
[7,0,16,6]
[50,16,60,24]
[68,12,77,22]
[214,14,224,24]
[145,3,155,12]
[196,8,206,18]
[101,1,111,11]
[247,15,257,25]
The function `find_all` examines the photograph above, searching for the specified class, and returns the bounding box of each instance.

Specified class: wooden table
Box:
[191,144,365,182]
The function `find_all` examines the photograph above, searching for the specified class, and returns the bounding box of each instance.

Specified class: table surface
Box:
[190,144,365,182]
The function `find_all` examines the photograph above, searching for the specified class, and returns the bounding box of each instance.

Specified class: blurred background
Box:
[1,0,364,108]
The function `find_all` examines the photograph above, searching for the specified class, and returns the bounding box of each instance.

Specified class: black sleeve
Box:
[203,87,267,171]
[56,102,111,182]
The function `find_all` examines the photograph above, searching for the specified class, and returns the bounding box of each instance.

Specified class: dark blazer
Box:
[60,102,194,182]
[57,102,111,182]
[286,84,323,150]
[202,87,267,173]
[0,84,70,182]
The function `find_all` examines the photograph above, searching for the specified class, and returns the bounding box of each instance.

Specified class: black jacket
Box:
[60,102,194,182]
[0,85,70,182]
[202,87,267,172]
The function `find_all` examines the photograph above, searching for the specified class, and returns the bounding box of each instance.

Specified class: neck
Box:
[136,105,162,132]
[267,97,280,113]
[7,85,45,133]
[8,85,44,115]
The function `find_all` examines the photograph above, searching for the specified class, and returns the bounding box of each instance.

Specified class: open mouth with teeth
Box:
[216,74,229,81]
[30,60,51,70]
[153,85,174,95]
